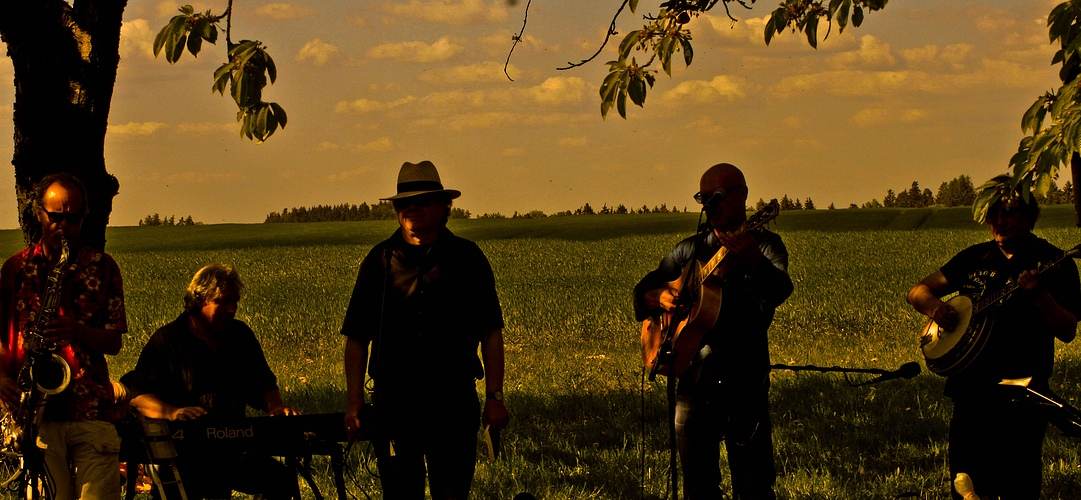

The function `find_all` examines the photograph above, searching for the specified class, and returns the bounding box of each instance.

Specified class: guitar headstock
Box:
[743,199,780,233]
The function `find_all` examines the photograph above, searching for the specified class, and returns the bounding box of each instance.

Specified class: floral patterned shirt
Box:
[0,242,127,422]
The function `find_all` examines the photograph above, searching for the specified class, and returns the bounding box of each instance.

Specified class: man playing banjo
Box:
[907,176,1081,499]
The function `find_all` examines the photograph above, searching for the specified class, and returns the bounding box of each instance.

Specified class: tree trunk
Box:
[0,0,128,250]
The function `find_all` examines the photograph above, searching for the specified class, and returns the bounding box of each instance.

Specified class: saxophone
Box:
[1,238,73,456]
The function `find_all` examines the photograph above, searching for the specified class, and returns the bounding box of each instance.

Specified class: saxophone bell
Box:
[31,353,70,396]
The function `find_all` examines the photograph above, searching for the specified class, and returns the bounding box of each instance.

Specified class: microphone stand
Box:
[768,363,921,386]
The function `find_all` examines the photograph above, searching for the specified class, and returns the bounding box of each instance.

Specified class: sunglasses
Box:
[694,185,745,206]
[44,210,85,225]
[392,195,437,210]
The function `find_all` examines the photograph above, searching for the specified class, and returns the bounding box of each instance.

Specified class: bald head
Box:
[700,163,746,195]
[698,162,748,232]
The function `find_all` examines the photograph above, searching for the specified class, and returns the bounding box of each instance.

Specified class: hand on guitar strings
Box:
[932,302,960,331]
[645,287,680,312]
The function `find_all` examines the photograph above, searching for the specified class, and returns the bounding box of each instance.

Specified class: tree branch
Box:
[557,0,630,71]
[504,0,531,82]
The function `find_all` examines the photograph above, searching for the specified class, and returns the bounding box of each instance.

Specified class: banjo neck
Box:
[972,244,1081,315]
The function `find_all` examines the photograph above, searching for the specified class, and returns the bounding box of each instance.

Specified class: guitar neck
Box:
[973,246,1081,314]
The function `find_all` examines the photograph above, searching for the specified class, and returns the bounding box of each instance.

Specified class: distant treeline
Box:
[265,202,470,223]
[481,202,688,219]
[762,174,1075,212]
[264,175,1074,223]
[139,214,200,226]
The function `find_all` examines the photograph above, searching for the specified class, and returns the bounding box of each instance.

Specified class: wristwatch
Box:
[486,391,504,402]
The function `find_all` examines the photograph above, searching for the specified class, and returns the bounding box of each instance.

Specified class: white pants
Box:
[37,420,121,500]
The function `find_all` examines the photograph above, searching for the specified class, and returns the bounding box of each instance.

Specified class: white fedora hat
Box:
[381,160,462,201]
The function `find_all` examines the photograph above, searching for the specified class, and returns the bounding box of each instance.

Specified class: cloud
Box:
[353,137,395,152]
[176,122,235,134]
[662,76,745,103]
[155,2,214,18]
[772,57,1033,98]
[381,0,508,25]
[527,77,587,106]
[166,171,238,183]
[699,14,773,45]
[477,32,552,57]
[900,45,939,65]
[418,61,514,83]
[829,35,895,68]
[108,122,168,137]
[975,9,1018,34]
[851,107,929,126]
[421,90,485,109]
[254,3,313,20]
[367,36,463,62]
[296,39,340,66]
[558,137,587,147]
[899,43,973,69]
[502,148,525,157]
[327,166,372,182]
[335,96,416,114]
[120,19,157,60]
[442,112,517,130]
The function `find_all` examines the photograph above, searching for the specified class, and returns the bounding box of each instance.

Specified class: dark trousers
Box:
[675,374,776,500]
[949,395,1046,500]
[171,453,294,500]
[373,389,480,500]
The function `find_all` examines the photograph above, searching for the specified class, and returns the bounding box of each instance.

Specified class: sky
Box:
[0,0,1070,226]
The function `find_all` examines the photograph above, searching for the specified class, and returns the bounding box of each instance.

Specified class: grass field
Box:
[4,205,1081,499]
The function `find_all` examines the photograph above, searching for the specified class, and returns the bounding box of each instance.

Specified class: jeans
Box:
[675,373,776,500]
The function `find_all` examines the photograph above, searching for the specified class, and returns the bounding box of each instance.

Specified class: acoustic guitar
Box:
[641,200,780,378]
[920,244,1081,376]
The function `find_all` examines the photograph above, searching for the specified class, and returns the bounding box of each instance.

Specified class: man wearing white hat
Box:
[341,161,509,499]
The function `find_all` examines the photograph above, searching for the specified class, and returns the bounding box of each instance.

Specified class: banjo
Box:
[920,244,1081,376]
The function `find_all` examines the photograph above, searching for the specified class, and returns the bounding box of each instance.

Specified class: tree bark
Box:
[1,0,128,249]
[1073,153,1081,227]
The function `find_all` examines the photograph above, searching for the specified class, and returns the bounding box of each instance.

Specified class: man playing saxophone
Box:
[0,173,128,499]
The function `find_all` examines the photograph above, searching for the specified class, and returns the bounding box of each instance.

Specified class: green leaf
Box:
[269,102,288,128]
[167,32,187,64]
[628,77,647,106]
[212,62,232,95]
[765,8,785,46]
[1022,96,1049,134]
[852,5,865,28]
[265,51,278,84]
[186,30,203,57]
[618,30,640,61]
[616,89,627,119]
[679,37,693,66]
[630,0,639,14]
[805,15,819,49]
[659,36,674,76]
[828,0,843,16]
[255,104,270,142]
[180,4,195,15]
[838,0,851,33]
[972,179,1005,223]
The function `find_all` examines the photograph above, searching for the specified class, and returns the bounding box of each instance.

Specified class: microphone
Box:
[863,362,922,385]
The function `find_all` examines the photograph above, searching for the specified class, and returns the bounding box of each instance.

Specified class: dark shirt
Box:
[124,312,279,419]
[340,227,504,395]
[633,228,793,381]
[940,236,1081,398]
[0,242,127,422]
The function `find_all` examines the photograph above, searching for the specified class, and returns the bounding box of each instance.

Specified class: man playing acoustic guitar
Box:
[907,176,1081,500]
[634,163,792,500]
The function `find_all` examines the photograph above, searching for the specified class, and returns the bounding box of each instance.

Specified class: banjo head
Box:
[920,295,992,375]
[921,295,974,360]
